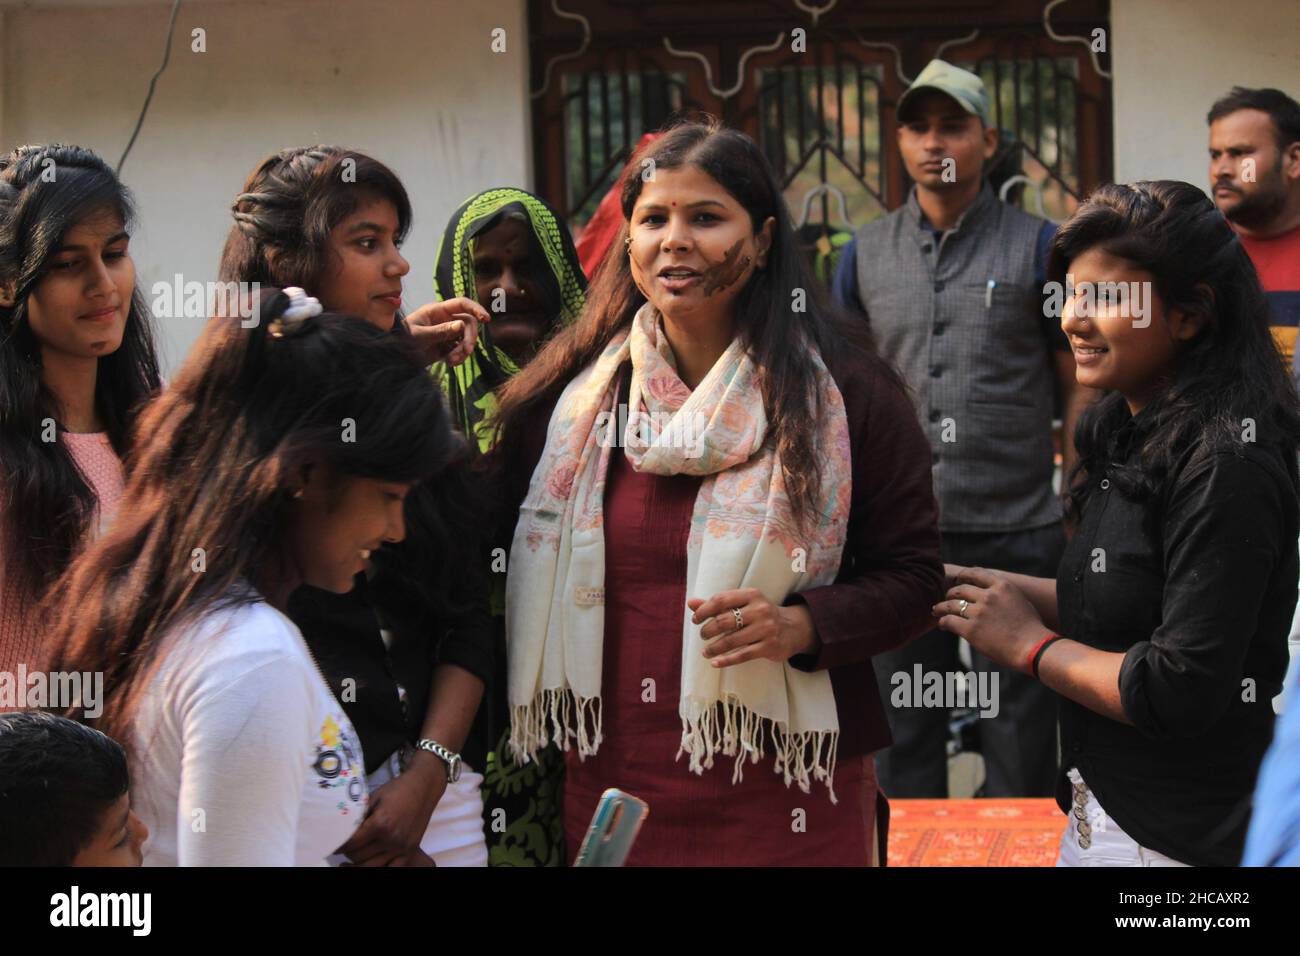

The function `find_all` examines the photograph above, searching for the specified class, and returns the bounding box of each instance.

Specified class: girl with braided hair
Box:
[0,144,162,678]
[219,146,496,866]
[220,145,488,356]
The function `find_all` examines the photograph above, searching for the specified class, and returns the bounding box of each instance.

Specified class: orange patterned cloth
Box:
[887,798,1065,867]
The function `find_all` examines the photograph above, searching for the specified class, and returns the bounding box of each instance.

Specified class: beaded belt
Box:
[1068,768,1091,850]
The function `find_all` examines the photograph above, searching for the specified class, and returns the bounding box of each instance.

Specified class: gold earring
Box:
[292,488,304,499]
[624,234,632,254]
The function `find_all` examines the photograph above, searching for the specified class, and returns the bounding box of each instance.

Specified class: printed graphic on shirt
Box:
[313,713,367,816]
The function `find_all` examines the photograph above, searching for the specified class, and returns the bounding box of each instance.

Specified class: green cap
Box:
[897,59,992,128]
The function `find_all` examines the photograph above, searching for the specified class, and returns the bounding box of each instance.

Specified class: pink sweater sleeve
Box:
[0,434,124,679]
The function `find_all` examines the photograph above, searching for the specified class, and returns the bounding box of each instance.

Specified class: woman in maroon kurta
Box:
[490,122,943,866]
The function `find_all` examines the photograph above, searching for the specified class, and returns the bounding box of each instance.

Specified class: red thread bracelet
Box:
[1026,633,1063,679]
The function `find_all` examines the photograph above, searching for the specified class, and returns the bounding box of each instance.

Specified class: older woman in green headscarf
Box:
[433,187,586,452]
[432,187,586,866]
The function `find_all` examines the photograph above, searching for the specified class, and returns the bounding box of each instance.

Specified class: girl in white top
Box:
[45,288,464,866]
[133,594,367,866]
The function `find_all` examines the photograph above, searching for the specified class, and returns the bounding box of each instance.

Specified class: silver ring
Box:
[731,608,744,631]
[958,599,969,619]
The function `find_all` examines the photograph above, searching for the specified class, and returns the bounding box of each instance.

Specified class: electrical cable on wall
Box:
[117,0,184,174]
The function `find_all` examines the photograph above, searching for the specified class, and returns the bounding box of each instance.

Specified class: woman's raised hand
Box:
[932,567,1047,674]
[403,296,490,367]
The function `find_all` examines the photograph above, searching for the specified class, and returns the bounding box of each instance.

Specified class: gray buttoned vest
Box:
[854,184,1059,533]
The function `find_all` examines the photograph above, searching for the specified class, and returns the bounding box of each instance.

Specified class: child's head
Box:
[0,711,147,866]
[219,145,413,331]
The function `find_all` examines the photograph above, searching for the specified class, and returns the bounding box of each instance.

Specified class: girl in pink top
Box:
[0,145,161,677]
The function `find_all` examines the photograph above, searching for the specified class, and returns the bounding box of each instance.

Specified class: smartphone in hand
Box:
[573,788,649,867]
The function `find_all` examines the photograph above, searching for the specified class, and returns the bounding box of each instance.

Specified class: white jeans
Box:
[331,751,488,867]
[1056,768,1190,868]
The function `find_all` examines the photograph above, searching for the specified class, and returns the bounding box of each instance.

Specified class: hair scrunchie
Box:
[267,286,323,338]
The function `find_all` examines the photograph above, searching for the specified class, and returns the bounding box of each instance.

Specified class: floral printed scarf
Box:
[506,302,853,800]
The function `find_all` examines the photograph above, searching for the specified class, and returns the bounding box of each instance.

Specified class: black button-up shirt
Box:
[1055,416,1298,865]
[288,477,497,776]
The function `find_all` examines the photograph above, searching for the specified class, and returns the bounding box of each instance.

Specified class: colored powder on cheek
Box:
[700,239,751,297]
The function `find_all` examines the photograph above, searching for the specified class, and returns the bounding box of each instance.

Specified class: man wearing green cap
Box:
[832,59,1094,799]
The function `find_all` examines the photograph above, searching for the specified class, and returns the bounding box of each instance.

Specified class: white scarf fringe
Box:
[677,695,839,803]
[510,687,839,804]
[508,687,603,765]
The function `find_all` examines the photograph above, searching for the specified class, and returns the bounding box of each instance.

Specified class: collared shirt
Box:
[1055,414,1298,866]
[289,575,495,776]
[288,479,497,775]
[833,184,1065,533]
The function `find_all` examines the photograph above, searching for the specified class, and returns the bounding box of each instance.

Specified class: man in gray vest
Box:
[832,60,1095,797]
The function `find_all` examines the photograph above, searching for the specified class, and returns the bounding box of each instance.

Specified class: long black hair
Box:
[494,118,883,528]
[45,288,457,747]
[0,144,161,603]
[1056,180,1300,520]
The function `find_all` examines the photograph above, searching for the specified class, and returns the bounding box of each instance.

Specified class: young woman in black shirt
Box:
[933,180,1300,866]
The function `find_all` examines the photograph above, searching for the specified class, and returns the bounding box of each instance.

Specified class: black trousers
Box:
[871,523,1066,798]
